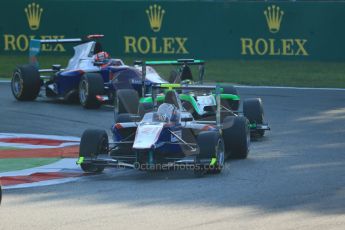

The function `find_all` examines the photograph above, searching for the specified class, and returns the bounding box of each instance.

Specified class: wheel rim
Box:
[79,80,88,104]
[12,72,23,97]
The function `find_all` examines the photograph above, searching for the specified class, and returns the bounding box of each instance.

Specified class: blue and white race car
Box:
[11,35,167,109]
[77,84,250,176]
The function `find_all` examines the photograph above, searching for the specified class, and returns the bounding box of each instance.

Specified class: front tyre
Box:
[116,89,139,114]
[79,73,104,109]
[243,98,265,137]
[222,116,250,159]
[196,131,225,175]
[79,129,108,173]
[11,65,41,101]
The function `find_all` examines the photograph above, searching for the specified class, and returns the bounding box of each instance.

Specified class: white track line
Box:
[0,158,79,177]
[0,133,80,148]
[0,142,78,149]
[0,133,82,189]
[1,158,82,189]
[0,133,80,142]
[234,85,345,91]
[3,177,81,189]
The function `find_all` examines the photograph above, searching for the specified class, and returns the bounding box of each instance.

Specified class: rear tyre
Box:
[79,73,104,109]
[220,84,239,111]
[116,89,139,114]
[196,131,225,174]
[222,116,250,159]
[79,129,108,173]
[11,65,41,101]
[243,98,265,137]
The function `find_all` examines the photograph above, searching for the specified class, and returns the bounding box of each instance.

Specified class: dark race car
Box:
[77,84,251,176]
[11,35,167,109]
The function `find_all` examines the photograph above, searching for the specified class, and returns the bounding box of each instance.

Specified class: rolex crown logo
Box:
[25,2,43,31]
[146,4,165,32]
[264,5,284,33]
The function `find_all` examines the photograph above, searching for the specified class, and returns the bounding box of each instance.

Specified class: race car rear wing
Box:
[134,59,206,97]
[29,34,104,68]
[29,38,83,68]
[134,59,205,66]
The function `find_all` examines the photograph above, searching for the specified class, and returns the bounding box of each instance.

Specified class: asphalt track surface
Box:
[0,82,344,229]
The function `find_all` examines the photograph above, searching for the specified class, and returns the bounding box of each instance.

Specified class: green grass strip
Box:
[0,146,18,150]
[1,55,344,88]
[0,158,60,173]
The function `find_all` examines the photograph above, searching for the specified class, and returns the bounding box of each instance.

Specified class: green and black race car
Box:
[116,59,270,138]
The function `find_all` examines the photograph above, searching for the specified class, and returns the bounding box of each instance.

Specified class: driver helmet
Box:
[95,51,110,63]
[157,103,180,123]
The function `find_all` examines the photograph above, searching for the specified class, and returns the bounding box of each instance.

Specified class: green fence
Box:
[1,1,345,60]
